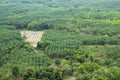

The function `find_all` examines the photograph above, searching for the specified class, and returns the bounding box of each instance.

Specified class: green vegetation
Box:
[0,28,51,80]
[0,0,120,80]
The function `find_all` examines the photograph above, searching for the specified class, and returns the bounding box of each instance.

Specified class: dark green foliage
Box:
[35,67,62,80]
[28,22,54,30]
[54,59,61,66]
[12,66,19,77]
[0,0,120,80]
[23,68,34,80]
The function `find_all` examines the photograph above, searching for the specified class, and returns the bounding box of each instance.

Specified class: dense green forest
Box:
[0,0,120,80]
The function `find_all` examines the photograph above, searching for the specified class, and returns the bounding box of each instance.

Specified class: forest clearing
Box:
[20,31,44,47]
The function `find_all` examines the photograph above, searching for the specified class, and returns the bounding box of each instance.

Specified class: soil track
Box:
[20,31,44,47]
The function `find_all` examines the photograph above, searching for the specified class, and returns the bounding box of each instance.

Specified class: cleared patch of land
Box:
[20,31,44,47]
